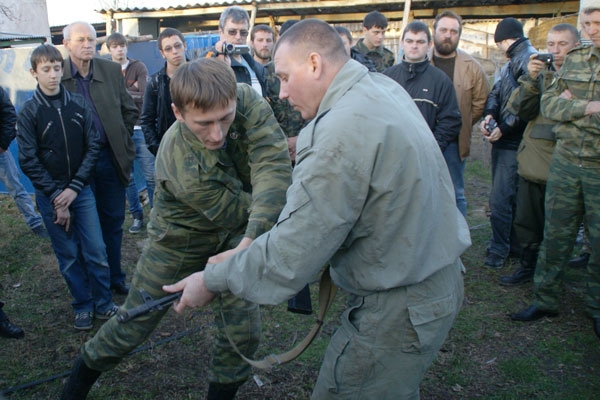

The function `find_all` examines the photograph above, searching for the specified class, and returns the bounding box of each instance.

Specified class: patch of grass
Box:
[2,158,600,399]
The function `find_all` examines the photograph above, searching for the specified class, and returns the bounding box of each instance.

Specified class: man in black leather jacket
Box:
[480,18,536,269]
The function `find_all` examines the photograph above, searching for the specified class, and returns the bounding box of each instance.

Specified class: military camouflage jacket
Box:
[352,38,395,73]
[263,62,305,138]
[507,69,557,183]
[150,83,292,252]
[541,45,600,163]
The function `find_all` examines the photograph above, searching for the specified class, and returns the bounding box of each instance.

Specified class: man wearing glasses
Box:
[211,6,267,96]
[140,28,188,155]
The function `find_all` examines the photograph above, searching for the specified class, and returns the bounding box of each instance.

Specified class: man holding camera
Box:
[211,6,266,96]
[511,6,600,338]
[500,24,580,286]
[480,18,536,269]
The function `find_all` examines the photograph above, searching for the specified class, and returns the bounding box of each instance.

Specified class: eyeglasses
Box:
[227,29,249,38]
[162,42,184,53]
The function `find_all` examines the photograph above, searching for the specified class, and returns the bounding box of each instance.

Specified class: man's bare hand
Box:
[54,207,71,230]
[162,271,216,313]
[527,54,546,80]
[208,237,253,264]
[585,100,600,115]
[485,127,503,143]
[53,188,77,210]
[559,89,573,100]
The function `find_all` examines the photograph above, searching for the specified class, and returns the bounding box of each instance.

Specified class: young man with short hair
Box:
[384,21,462,211]
[140,27,187,155]
[250,24,275,65]
[106,32,154,234]
[17,44,118,331]
[60,58,292,399]
[352,10,395,72]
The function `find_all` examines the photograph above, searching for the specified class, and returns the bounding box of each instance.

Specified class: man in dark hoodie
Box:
[479,17,536,269]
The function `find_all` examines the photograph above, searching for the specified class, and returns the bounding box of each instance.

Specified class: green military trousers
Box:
[81,235,261,384]
[311,259,464,400]
[534,153,600,318]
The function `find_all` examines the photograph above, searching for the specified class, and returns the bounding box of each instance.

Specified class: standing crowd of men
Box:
[1,2,599,399]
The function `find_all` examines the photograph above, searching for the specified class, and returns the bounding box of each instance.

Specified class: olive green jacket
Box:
[507,69,557,183]
[62,56,137,184]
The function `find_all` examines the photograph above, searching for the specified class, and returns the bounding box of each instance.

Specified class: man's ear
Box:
[308,52,322,78]
[172,103,184,121]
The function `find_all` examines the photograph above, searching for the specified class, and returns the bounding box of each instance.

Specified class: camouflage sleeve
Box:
[507,74,542,121]
[236,84,292,239]
[541,61,589,122]
[264,63,305,138]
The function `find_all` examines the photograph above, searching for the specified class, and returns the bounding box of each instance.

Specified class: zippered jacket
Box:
[16,85,100,202]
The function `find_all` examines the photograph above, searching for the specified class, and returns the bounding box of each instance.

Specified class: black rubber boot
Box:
[499,247,538,286]
[61,356,102,400]
[206,381,244,400]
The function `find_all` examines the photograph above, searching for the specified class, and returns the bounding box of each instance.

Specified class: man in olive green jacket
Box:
[61,21,138,295]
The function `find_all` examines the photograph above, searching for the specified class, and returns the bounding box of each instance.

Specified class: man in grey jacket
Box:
[165,19,470,399]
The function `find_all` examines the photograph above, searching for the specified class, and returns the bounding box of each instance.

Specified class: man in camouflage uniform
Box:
[500,24,580,286]
[61,58,292,399]
[352,10,395,72]
[510,7,600,340]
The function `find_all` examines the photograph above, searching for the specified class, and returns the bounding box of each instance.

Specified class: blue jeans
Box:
[90,148,127,286]
[488,146,519,258]
[126,128,155,219]
[0,150,42,229]
[36,186,114,314]
[443,142,466,217]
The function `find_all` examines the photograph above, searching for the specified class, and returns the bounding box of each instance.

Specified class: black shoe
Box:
[61,356,102,400]
[111,282,130,295]
[0,318,24,339]
[499,267,534,286]
[568,252,590,269]
[593,318,600,339]
[510,305,558,322]
[207,381,244,400]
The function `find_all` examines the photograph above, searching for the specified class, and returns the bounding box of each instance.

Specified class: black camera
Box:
[534,53,554,64]
[485,118,498,134]
[222,43,250,56]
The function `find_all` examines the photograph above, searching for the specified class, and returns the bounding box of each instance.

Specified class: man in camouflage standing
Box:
[61,58,292,399]
[352,10,395,72]
[510,7,600,339]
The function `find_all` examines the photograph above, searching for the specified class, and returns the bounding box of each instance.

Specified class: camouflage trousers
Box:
[533,152,600,317]
[81,237,261,384]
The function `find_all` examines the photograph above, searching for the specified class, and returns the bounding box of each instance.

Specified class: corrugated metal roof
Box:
[0,32,47,48]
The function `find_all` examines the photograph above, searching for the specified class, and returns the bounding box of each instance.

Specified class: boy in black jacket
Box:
[17,44,118,331]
